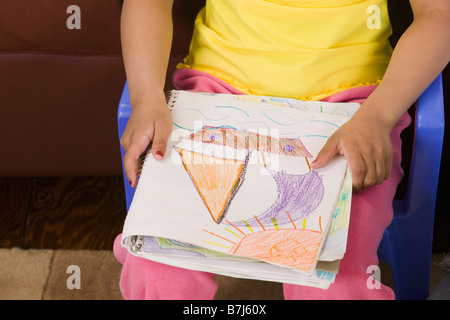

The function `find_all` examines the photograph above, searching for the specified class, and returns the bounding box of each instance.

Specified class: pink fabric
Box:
[173,68,243,95]
[114,68,411,300]
[113,235,218,300]
[173,68,379,104]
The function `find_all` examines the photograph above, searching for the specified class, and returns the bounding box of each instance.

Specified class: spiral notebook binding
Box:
[136,150,149,181]
[136,90,179,182]
[166,89,179,112]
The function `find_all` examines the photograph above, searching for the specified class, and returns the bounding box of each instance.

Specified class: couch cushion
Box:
[0,0,206,176]
[0,0,123,55]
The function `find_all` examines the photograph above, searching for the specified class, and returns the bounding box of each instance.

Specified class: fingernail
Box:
[129,181,133,187]
[155,151,164,159]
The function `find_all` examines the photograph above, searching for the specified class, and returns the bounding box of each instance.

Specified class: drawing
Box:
[176,147,250,224]
[176,125,322,225]
[143,236,207,258]
[231,229,322,271]
[122,90,355,286]
[230,169,324,228]
[174,121,326,271]
[203,211,323,272]
[186,125,312,158]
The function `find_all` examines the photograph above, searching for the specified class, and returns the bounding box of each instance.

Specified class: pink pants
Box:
[114,69,411,300]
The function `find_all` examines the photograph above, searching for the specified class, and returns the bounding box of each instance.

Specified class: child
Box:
[115,0,450,299]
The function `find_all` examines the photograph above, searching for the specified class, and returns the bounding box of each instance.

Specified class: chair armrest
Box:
[117,81,135,210]
[394,73,445,217]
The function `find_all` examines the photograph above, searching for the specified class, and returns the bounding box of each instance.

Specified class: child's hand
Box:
[120,96,172,188]
[311,107,394,193]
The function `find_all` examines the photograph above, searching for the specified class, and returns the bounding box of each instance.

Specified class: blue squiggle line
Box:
[262,110,316,126]
[172,122,196,131]
[309,120,340,128]
[305,134,329,138]
[288,134,330,139]
[262,111,298,126]
[214,105,250,117]
[180,108,230,121]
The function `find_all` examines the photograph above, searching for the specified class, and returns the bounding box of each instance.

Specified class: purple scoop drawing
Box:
[230,169,324,228]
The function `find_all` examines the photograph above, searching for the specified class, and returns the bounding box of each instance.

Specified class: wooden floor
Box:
[1,174,448,252]
[0,176,127,250]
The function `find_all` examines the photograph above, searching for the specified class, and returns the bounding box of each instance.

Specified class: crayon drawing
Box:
[176,125,322,227]
[173,123,326,271]
[186,125,313,158]
[230,169,323,228]
[230,229,322,272]
[121,90,357,284]
[176,147,250,224]
[203,211,323,272]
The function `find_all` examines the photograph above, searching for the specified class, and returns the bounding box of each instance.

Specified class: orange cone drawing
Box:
[176,148,250,224]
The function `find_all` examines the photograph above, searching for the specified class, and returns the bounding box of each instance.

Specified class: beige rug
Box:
[0,248,285,300]
[0,248,445,300]
[0,248,123,300]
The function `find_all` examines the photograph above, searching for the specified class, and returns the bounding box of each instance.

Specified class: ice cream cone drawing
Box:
[175,148,250,224]
[175,125,324,227]
[122,91,355,283]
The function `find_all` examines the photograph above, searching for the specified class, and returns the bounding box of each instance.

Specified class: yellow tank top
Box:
[177,0,393,101]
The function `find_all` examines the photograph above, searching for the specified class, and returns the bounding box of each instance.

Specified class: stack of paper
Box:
[121,90,357,289]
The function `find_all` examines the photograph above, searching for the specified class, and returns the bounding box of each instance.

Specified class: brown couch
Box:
[1,0,447,181]
[0,0,204,176]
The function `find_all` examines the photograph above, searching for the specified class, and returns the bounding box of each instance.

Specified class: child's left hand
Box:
[311,106,395,193]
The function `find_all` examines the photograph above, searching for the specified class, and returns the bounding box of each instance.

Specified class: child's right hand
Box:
[120,93,172,188]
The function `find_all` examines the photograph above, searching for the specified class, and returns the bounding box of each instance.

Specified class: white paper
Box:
[121,90,358,288]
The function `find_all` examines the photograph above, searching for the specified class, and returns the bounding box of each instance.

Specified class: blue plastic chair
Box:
[117,83,135,211]
[117,74,445,300]
[377,73,445,300]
